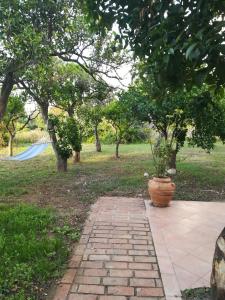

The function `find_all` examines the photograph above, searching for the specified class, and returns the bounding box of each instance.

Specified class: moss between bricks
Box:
[182,288,211,300]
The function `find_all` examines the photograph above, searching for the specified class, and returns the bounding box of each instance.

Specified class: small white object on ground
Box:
[144,172,149,177]
[167,168,177,175]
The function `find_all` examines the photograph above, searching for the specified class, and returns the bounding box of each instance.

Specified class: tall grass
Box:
[15,129,47,145]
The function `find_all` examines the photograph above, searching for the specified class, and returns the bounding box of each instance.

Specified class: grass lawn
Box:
[0,142,225,205]
[0,205,80,300]
[0,142,225,299]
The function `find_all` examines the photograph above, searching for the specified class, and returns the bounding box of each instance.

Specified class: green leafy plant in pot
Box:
[148,136,176,207]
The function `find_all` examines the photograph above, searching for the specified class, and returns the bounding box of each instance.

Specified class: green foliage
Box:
[5,97,25,118]
[2,96,27,135]
[83,0,225,88]
[77,80,112,143]
[48,115,72,159]
[99,127,115,144]
[122,126,149,144]
[78,105,104,139]
[65,118,82,152]
[103,99,142,157]
[53,225,80,242]
[49,115,82,158]
[182,287,211,300]
[0,205,79,300]
[0,0,127,118]
[0,95,33,155]
[0,0,89,116]
[0,0,88,74]
[103,100,138,142]
[151,137,172,177]
[79,105,103,128]
[52,62,91,115]
[188,91,225,150]
[123,78,225,154]
[83,118,149,144]
[32,115,45,131]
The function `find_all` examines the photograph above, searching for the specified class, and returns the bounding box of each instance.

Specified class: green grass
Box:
[0,205,80,300]
[1,142,225,203]
[0,142,225,299]
[182,288,211,300]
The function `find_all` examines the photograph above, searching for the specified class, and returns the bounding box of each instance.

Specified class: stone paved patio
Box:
[53,197,225,300]
[53,197,165,300]
[145,200,225,300]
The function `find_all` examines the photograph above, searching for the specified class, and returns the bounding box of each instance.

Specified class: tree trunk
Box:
[8,134,14,156]
[39,103,49,125]
[0,72,14,120]
[94,124,101,152]
[211,227,225,300]
[168,149,177,169]
[115,140,120,159]
[73,151,80,163]
[57,155,67,172]
[39,102,68,172]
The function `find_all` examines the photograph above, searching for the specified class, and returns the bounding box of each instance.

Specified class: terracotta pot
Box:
[148,177,175,207]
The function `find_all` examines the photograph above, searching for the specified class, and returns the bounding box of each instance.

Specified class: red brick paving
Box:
[53,197,165,300]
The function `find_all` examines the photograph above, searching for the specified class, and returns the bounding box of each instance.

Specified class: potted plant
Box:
[148,137,176,207]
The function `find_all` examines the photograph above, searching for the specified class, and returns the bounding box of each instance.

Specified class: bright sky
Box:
[104,62,132,90]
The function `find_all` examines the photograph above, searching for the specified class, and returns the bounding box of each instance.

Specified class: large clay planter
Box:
[148,177,176,207]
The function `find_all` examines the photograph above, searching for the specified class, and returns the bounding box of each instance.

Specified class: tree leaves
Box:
[82,0,225,88]
[185,43,198,60]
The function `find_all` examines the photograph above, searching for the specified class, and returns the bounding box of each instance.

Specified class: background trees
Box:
[17,60,80,171]
[0,0,127,119]
[78,80,112,153]
[50,62,91,163]
[0,0,80,117]
[48,115,81,171]
[120,77,225,169]
[79,105,104,152]
[104,100,139,158]
[1,96,37,156]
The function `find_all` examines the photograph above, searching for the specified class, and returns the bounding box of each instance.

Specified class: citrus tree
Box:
[51,62,91,162]
[0,0,126,119]
[104,100,139,158]
[120,80,225,169]
[1,95,38,156]
[0,0,85,117]
[48,115,81,171]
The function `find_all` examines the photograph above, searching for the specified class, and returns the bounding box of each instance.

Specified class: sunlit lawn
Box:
[0,142,225,203]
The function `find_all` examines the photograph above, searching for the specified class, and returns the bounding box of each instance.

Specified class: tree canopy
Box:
[1,95,37,155]
[83,0,225,88]
[119,76,225,167]
[104,99,140,158]
[0,0,127,118]
[0,0,82,117]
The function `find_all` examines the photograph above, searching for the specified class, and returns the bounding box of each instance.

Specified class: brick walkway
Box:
[53,197,165,300]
